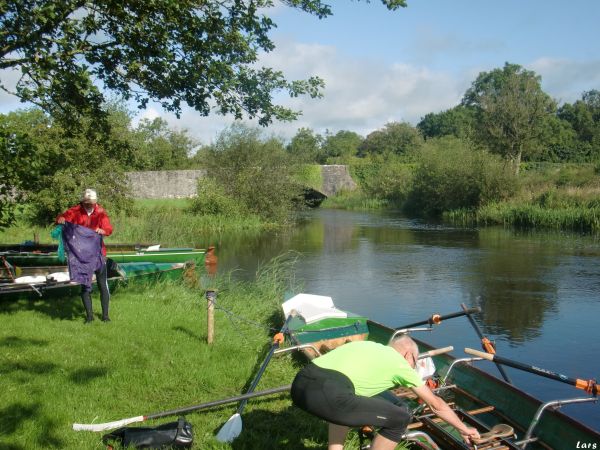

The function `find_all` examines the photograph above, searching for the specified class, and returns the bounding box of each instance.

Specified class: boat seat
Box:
[282,293,348,324]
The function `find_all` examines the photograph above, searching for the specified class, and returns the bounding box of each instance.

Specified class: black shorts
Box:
[291,363,411,442]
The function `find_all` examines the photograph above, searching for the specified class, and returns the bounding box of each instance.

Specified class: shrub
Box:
[188,177,242,217]
[202,124,305,224]
[351,155,415,204]
[406,136,517,216]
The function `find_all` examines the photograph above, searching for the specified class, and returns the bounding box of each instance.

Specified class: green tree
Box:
[417,105,476,140]
[0,108,131,227]
[1,0,405,125]
[129,118,197,170]
[202,124,304,223]
[287,127,324,163]
[462,63,556,173]
[358,121,423,157]
[322,130,363,163]
[407,136,517,216]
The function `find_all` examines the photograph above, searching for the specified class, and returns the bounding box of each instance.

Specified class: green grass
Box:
[0,263,328,449]
[0,258,411,449]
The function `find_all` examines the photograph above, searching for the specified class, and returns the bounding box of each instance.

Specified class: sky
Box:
[2,0,600,145]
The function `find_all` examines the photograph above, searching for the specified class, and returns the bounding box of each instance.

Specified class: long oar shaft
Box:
[460,303,512,384]
[397,307,481,329]
[73,384,291,432]
[237,314,294,413]
[465,348,598,395]
[149,384,291,420]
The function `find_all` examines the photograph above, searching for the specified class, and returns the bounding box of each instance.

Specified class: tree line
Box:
[2,63,599,229]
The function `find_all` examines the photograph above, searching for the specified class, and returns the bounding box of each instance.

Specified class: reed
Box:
[322,190,390,210]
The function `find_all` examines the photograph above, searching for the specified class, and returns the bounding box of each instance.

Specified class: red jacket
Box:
[57,204,113,256]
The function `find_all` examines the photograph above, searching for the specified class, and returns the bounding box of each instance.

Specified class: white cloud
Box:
[152,39,470,143]
[528,57,600,104]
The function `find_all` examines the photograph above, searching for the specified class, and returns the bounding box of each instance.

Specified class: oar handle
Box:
[465,347,494,361]
[419,346,454,359]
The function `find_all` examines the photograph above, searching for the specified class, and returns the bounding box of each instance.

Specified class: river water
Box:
[204,208,600,432]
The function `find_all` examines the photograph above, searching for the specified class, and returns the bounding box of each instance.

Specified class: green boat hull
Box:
[286,306,600,449]
[2,249,205,266]
[0,262,187,302]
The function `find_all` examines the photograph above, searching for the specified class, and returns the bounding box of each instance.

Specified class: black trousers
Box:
[291,363,411,442]
[80,263,110,319]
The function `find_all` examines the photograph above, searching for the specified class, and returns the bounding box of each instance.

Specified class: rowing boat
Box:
[1,247,206,266]
[0,261,188,302]
[280,293,600,450]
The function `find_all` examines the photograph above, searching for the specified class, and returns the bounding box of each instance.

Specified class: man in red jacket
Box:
[57,189,113,323]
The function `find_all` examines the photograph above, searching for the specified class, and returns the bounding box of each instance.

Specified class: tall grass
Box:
[321,190,390,210]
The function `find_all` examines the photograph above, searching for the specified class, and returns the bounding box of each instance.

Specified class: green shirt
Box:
[313,340,424,397]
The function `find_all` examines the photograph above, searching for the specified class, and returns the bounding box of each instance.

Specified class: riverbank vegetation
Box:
[2,63,599,234]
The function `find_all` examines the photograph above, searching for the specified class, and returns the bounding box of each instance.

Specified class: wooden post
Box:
[204,245,218,345]
[206,290,216,345]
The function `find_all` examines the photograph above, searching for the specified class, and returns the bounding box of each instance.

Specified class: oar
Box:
[465,348,598,395]
[460,303,512,384]
[396,306,481,329]
[216,314,294,443]
[72,384,291,432]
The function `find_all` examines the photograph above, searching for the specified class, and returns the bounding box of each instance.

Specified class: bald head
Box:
[389,334,419,368]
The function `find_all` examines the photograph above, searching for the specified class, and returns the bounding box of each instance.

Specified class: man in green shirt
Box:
[291,335,480,450]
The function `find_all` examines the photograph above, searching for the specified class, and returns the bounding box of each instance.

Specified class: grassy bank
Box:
[0,261,330,449]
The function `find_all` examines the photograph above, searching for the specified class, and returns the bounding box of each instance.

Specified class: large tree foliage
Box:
[0,107,136,227]
[417,105,476,141]
[198,123,304,223]
[557,90,600,161]
[462,63,556,173]
[321,130,363,162]
[286,127,324,163]
[358,121,422,157]
[1,0,405,125]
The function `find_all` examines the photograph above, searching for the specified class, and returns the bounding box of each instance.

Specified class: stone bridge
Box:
[126,165,357,199]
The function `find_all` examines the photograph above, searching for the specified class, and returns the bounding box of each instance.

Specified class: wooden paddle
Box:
[216,313,294,442]
[461,303,512,384]
[465,348,598,395]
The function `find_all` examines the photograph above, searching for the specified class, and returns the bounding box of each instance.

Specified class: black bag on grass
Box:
[102,417,193,449]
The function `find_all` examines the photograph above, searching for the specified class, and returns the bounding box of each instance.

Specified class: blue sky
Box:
[2,0,599,144]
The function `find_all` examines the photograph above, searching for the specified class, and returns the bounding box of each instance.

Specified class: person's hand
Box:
[459,426,480,445]
[96,228,106,235]
[57,217,66,224]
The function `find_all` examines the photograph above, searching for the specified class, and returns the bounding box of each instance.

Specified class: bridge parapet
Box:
[126,166,356,199]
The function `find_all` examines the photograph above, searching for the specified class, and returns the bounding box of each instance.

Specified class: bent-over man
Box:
[291,335,480,450]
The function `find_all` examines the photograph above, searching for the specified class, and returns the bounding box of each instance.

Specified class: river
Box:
[202,208,600,432]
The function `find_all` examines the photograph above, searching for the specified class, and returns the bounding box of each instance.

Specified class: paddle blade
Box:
[216,413,242,443]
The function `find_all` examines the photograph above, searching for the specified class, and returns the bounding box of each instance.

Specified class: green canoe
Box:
[281,293,600,450]
[1,247,206,266]
[0,261,188,302]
